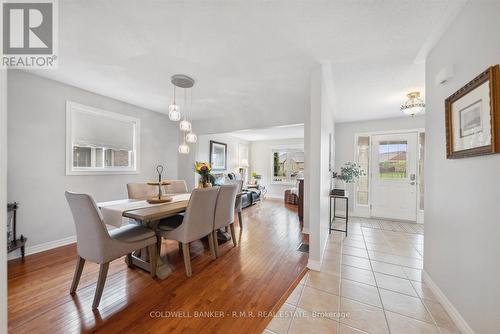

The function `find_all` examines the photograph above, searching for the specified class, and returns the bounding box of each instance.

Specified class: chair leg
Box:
[208,232,216,260]
[148,244,157,278]
[213,232,220,258]
[92,262,109,310]
[238,210,243,229]
[70,256,85,294]
[178,241,183,252]
[182,243,192,277]
[230,223,237,247]
[126,253,134,268]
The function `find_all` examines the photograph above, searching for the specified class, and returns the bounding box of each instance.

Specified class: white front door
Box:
[370,132,418,221]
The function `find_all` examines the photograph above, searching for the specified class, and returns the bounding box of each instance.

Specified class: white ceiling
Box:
[226,124,304,141]
[29,0,463,123]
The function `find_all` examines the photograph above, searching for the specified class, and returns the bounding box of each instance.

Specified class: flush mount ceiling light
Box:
[400,91,425,116]
[169,74,197,152]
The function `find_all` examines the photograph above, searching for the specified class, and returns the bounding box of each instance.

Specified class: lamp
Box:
[168,85,181,121]
[240,158,249,167]
[186,132,197,143]
[179,119,192,132]
[400,91,425,116]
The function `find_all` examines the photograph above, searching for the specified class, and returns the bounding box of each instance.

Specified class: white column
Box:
[0,69,8,334]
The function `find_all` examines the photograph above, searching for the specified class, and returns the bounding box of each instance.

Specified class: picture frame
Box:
[445,65,500,159]
[209,140,227,171]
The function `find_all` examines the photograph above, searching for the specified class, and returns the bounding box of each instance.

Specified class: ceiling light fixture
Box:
[170,74,196,153]
[400,91,425,116]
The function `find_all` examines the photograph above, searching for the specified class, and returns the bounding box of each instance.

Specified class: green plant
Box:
[251,172,262,179]
[332,162,366,184]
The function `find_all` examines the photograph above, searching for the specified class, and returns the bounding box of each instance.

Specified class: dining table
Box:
[97,193,190,279]
[97,191,243,279]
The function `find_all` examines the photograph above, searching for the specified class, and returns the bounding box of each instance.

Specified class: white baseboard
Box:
[8,235,76,261]
[307,259,321,271]
[422,270,475,334]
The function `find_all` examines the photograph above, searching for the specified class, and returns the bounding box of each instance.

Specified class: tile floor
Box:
[263,218,460,334]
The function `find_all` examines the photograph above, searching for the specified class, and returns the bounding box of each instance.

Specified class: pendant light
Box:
[400,91,425,116]
[179,88,192,132]
[168,85,181,121]
[185,86,197,143]
[169,74,196,153]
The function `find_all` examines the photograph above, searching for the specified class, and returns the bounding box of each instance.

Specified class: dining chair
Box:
[127,183,162,200]
[165,180,189,194]
[213,184,239,258]
[155,187,219,277]
[227,180,244,229]
[65,191,158,310]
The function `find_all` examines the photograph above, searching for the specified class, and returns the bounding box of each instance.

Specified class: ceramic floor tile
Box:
[402,267,422,282]
[422,299,460,332]
[342,254,372,271]
[385,310,440,334]
[379,288,434,323]
[339,324,369,334]
[306,270,341,295]
[410,280,437,302]
[298,286,340,317]
[298,272,309,285]
[374,272,418,296]
[343,239,366,249]
[288,308,338,334]
[266,302,295,334]
[339,297,389,334]
[322,258,342,275]
[342,265,376,286]
[286,283,304,305]
[341,279,382,308]
[342,246,369,258]
[371,260,407,279]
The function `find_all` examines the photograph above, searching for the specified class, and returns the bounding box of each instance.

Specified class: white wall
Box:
[250,138,304,198]
[425,2,500,333]
[335,116,425,213]
[178,133,250,189]
[305,63,335,270]
[0,69,8,334]
[7,71,179,256]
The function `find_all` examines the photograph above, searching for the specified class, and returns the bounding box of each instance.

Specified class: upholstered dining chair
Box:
[155,187,219,277]
[165,180,189,194]
[127,183,161,200]
[213,184,239,258]
[65,192,157,310]
[227,180,244,229]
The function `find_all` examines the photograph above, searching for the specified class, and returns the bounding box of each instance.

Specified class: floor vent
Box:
[297,243,309,253]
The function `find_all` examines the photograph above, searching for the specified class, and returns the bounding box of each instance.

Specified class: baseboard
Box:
[301,227,310,235]
[307,259,321,271]
[422,270,475,334]
[8,235,76,261]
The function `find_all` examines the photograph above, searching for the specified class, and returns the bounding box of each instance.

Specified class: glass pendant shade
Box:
[179,119,192,132]
[400,92,425,116]
[186,132,197,143]
[178,143,190,154]
[168,104,181,121]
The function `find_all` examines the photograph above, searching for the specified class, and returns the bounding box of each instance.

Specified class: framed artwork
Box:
[445,65,500,159]
[209,140,227,170]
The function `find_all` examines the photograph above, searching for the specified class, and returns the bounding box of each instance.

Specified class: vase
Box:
[198,182,213,188]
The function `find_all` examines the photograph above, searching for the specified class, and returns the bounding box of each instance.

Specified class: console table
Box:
[329,195,348,236]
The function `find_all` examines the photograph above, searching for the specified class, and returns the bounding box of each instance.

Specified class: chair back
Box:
[65,192,110,262]
[214,184,239,230]
[127,183,161,200]
[175,187,219,243]
[165,180,189,194]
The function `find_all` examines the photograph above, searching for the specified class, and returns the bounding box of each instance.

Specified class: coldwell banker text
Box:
[1,0,58,68]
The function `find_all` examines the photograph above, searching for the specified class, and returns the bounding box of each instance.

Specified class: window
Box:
[271,147,304,185]
[378,140,407,179]
[356,136,370,205]
[66,101,140,175]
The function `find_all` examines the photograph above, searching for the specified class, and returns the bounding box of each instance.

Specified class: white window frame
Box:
[270,144,304,186]
[66,101,140,175]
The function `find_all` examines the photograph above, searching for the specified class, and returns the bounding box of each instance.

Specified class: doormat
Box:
[297,243,309,253]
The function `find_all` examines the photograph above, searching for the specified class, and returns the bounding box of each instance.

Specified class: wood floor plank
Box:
[8,199,307,334]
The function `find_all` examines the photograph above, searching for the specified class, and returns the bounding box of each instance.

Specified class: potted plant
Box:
[195,162,215,188]
[251,172,262,185]
[332,162,365,196]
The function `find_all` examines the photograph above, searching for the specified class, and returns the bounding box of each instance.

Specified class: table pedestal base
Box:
[125,247,173,280]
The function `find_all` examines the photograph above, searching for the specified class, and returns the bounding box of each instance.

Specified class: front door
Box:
[370,132,418,221]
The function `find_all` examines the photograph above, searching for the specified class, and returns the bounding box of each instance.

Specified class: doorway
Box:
[370,132,420,221]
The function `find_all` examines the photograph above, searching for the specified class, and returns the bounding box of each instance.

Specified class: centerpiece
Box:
[195,162,215,188]
[332,162,365,197]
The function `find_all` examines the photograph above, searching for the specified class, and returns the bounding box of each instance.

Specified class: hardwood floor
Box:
[8,198,308,334]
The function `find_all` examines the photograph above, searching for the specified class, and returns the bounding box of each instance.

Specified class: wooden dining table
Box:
[98,194,190,279]
[97,191,243,280]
